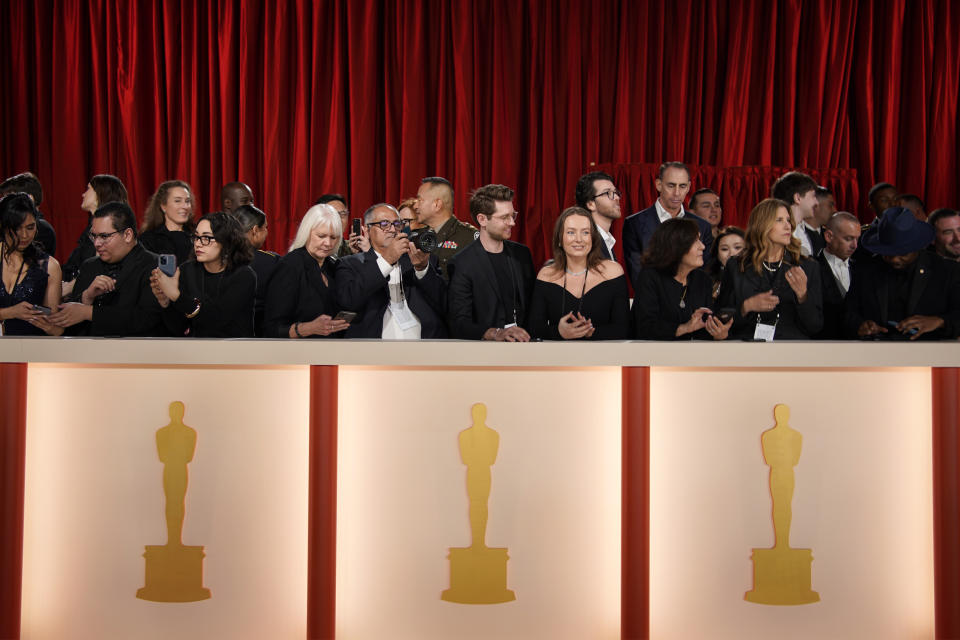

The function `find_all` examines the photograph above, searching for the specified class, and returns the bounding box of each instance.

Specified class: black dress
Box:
[632,268,715,340]
[0,254,49,336]
[140,227,193,265]
[264,247,343,338]
[717,254,823,340]
[528,274,630,340]
[165,261,256,337]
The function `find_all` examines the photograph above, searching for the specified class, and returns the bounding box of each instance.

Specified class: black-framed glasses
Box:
[367,220,404,231]
[594,189,622,201]
[191,234,218,246]
[88,230,122,243]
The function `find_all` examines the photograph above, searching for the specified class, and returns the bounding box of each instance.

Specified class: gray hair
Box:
[363,203,399,224]
[290,203,343,252]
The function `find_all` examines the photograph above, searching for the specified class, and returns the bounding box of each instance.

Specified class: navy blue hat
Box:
[860,206,934,256]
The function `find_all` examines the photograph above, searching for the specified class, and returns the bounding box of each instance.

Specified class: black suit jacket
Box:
[717,254,823,340]
[622,205,713,285]
[264,248,342,339]
[446,240,535,339]
[803,225,826,257]
[66,243,165,336]
[844,251,960,339]
[335,249,448,338]
[815,251,849,339]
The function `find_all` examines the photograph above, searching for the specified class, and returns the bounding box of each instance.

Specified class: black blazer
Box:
[815,251,849,339]
[66,243,165,336]
[264,248,342,339]
[139,227,194,265]
[803,225,826,257]
[717,254,823,340]
[335,249,448,339]
[844,251,960,339]
[446,240,535,339]
[621,205,714,286]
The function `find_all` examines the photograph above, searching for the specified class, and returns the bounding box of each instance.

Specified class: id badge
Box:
[390,301,419,330]
[753,321,776,342]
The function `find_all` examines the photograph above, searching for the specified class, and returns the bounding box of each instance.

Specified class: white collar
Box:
[655,199,684,223]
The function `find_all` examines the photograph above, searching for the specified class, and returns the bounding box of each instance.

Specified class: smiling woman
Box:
[528,206,629,340]
[140,180,197,264]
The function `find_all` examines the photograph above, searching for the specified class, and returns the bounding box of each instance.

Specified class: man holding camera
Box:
[335,203,448,339]
[415,176,477,280]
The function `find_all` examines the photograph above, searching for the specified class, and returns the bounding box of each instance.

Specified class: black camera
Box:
[403,225,438,253]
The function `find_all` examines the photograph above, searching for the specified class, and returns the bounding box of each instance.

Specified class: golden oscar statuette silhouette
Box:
[441,403,516,604]
[744,404,820,605]
[136,401,211,602]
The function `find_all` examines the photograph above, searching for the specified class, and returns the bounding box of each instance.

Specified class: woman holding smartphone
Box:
[150,212,256,337]
[0,193,63,335]
[264,203,351,338]
[632,217,731,340]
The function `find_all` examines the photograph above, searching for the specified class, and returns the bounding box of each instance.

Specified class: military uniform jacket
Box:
[432,215,478,280]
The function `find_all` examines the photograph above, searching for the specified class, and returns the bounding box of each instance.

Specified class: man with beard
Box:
[447,184,535,341]
[575,171,622,261]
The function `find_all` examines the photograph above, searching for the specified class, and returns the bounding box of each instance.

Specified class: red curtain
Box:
[1,0,957,267]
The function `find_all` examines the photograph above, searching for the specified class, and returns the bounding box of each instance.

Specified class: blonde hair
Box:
[741,198,803,274]
[290,204,343,253]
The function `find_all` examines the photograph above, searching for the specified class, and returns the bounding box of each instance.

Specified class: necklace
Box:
[565,267,587,276]
[679,284,687,309]
[762,257,783,272]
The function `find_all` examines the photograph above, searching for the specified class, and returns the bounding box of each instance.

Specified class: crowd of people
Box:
[1,165,959,341]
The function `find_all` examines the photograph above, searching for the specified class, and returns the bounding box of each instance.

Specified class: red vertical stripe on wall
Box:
[0,363,27,640]
[622,367,650,640]
[933,368,960,640]
[307,365,338,640]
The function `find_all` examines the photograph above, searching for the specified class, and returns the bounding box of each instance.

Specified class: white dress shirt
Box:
[822,249,851,296]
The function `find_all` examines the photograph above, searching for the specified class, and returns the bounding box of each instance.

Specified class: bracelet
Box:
[185,299,201,319]
[294,322,304,338]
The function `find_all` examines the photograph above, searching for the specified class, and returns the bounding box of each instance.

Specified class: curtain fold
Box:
[1,0,957,266]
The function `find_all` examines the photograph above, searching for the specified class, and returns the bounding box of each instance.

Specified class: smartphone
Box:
[717,307,736,323]
[32,304,52,315]
[352,218,362,237]
[158,254,177,277]
[334,311,357,323]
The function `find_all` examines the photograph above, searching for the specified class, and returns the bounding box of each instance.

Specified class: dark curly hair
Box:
[196,212,252,270]
[0,192,43,266]
[642,217,701,276]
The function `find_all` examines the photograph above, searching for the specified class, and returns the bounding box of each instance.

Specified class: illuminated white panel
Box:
[336,366,621,640]
[21,364,310,640]
[649,367,934,639]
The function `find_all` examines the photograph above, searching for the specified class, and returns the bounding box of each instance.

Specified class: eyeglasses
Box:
[367,220,404,231]
[191,234,218,246]
[337,209,349,218]
[490,212,519,222]
[594,189,622,201]
[88,230,122,243]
